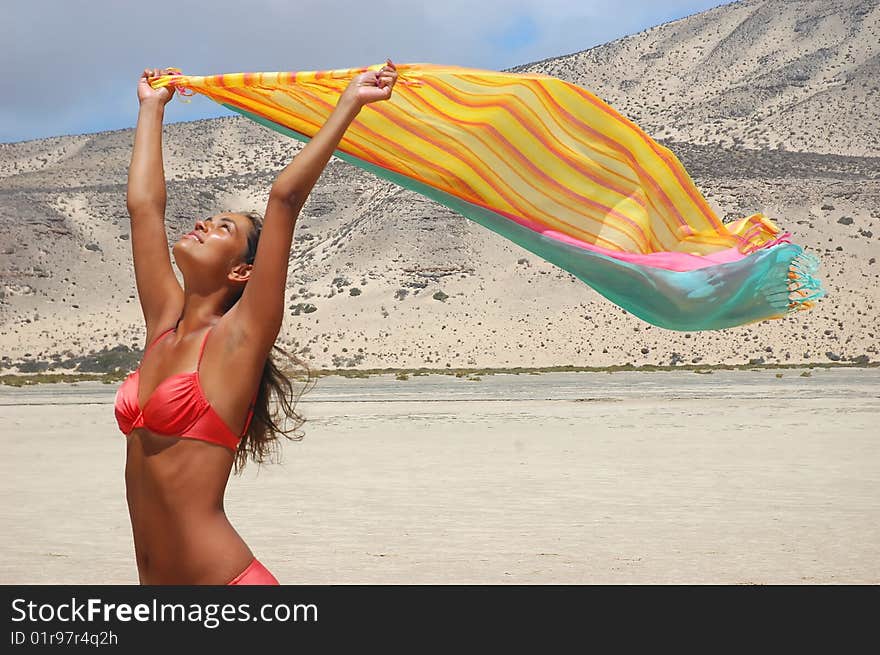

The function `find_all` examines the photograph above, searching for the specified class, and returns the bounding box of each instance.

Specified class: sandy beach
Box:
[1,367,877,584]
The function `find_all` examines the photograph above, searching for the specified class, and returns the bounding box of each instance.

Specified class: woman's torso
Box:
[116,318,264,584]
[124,431,254,584]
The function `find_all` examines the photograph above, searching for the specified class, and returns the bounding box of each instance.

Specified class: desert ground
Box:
[1,367,877,584]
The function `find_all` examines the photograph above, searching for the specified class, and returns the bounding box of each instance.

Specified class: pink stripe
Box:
[462,189,793,271]
[537,228,793,271]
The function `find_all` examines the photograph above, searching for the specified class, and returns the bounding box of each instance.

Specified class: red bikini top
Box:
[114,325,256,451]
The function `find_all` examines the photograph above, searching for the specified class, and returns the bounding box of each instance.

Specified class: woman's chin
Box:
[171,241,195,264]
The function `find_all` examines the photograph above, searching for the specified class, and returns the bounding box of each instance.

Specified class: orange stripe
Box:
[444,73,637,187]
[454,73,686,249]
[366,94,573,239]
[567,84,724,233]
[523,79,690,245]
[432,75,657,250]
[417,76,649,250]
[374,92,622,244]
[456,73,643,186]
[398,80,618,246]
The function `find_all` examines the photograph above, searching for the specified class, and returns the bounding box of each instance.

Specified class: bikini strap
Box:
[144,326,175,357]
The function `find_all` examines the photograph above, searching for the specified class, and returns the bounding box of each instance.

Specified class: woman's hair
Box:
[228,210,315,474]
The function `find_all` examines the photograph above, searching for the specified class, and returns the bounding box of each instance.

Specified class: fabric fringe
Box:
[755,250,826,316]
[785,251,826,313]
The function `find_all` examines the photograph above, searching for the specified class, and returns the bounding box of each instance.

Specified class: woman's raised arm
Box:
[126,68,183,338]
[232,61,398,349]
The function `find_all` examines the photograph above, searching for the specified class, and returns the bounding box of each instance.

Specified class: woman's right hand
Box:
[137,68,176,105]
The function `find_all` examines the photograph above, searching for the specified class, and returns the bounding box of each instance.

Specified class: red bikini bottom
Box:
[227,558,280,585]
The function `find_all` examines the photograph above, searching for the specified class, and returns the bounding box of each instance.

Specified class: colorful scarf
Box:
[151,62,824,331]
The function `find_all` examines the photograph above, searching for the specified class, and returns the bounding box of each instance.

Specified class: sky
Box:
[1,0,736,144]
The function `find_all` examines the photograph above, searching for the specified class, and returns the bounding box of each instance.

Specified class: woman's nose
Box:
[194,219,207,232]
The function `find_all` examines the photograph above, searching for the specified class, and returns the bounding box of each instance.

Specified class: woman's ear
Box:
[228,262,253,285]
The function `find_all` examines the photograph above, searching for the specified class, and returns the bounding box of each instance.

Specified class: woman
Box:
[115,60,399,584]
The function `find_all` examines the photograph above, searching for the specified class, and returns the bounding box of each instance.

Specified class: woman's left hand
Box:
[342,59,398,107]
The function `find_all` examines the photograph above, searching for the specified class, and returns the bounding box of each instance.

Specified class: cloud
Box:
[1,0,734,143]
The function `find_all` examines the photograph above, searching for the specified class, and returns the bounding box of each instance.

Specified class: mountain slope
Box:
[506,0,880,156]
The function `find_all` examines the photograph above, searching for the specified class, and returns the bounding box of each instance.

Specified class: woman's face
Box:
[172,212,253,281]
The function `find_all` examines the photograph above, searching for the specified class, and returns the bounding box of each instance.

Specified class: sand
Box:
[1,367,877,584]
